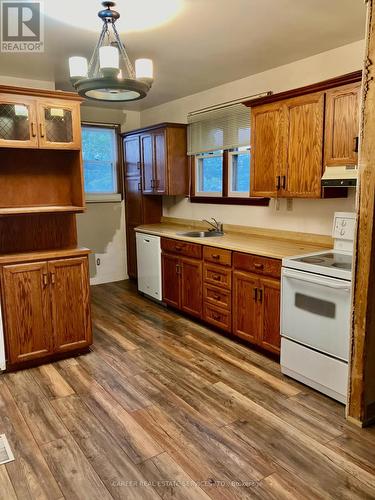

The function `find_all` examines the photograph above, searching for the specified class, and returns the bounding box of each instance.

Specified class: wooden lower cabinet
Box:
[161,252,202,318]
[233,271,281,354]
[49,257,91,353]
[1,254,92,368]
[2,262,53,364]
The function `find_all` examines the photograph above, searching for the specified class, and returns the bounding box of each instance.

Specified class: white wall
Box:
[0,76,55,89]
[77,105,141,285]
[141,40,365,236]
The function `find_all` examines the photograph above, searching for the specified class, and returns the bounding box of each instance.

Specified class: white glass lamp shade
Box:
[99,46,119,72]
[69,56,88,79]
[135,59,153,81]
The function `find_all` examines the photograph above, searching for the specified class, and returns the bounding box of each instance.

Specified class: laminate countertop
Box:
[135,222,331,260]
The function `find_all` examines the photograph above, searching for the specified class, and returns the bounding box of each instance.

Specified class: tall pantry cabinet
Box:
[0,85,92,371]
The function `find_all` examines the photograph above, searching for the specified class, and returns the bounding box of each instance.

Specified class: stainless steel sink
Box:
[177,231,224,238]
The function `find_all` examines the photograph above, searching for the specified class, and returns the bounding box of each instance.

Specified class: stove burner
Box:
[300,257,326,264]
[332,262,351,270]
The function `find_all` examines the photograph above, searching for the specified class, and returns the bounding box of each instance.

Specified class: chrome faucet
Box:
[202,218,224,233]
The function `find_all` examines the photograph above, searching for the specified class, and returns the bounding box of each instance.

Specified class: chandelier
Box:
[68,1,153,102]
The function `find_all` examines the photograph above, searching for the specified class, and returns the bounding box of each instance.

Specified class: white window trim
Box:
[195,152,223,197]
[228,150,250,198]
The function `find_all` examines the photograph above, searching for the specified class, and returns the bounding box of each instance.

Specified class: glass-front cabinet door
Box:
[0,94,39,148]
[37,99,81,150]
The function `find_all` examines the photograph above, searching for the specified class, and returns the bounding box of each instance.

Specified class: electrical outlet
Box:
[96,258,101,266]
[286,198,293,211]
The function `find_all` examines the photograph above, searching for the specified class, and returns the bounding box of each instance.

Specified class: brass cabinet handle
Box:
[212,274,221,281]
[212,254,220,259]
[31,122,37,137]
[254,263,264,270]
[175,245,183,251]
[276,175,281,190]
[257,288,263,303]
[50,272,56,285]
[281,175,286,190]
[253,287,258,301]
[39,122,45,138]
[42,273,48,287]
[137,181,142,191]
[212,313,221,321]
[213,294,221,300]
[176,264,181,275]
[353,136,359,153]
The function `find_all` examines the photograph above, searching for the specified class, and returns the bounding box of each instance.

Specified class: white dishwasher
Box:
[136,232,162,301]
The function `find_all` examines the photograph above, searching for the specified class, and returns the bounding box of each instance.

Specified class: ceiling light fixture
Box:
[68,1,153,102]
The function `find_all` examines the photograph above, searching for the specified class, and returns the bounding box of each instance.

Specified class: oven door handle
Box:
[282,269,351,291]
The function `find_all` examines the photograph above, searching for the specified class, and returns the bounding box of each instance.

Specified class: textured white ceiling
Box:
[0,0,366,110]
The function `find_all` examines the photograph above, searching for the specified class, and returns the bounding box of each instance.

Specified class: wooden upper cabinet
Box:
[0,91,82,150]
[250,102,283,197]
[0,93,39,148]
[2,261,53,364]
[283,92,324,198]
[37,99,81,150]
[125,123,188,196]
[49,257,92,353]
[324,83,361,166]
[123,135,141,177]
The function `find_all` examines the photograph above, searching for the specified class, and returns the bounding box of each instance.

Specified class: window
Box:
[195,151,223,196]
[82,124,121,201]
[228,147,251,197]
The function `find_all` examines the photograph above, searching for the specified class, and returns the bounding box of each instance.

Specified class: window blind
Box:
[187,103,250,155]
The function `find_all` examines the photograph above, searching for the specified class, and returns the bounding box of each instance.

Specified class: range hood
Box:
[321,165,358,188]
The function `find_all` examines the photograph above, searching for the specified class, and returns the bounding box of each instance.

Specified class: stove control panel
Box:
[333,212,356,251]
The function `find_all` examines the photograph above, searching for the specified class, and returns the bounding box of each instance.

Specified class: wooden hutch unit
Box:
[0,85,92,371]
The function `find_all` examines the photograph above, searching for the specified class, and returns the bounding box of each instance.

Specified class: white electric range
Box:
[280,212,356,404]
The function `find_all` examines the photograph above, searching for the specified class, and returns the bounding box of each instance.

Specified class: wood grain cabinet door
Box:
[232,271,260,344]
[250,102,284,197]
[141,133,154,194]
[283,92,324,198]
[324,83,361,167]
[162,253,180,308]
[258,276,281,354]
[125,177,143,225]
[126,225,138,279]
[123,135,141,177]
[36,99,81,150]
[153,130,167,194]
[0,94,39,149]
[180,257,202,318]
[48,257,92,353]
[2,262,53,364]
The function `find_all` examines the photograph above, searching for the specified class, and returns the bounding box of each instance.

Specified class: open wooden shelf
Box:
[0,205,84,216]
[0,149,84,214]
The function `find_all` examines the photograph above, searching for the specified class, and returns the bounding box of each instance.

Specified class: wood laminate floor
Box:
[1,280,375,500]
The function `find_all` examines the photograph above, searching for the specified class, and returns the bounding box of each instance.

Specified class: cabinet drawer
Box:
[204,263,232,289]
[203,246,232,266]
[203,284,231,310]
[203,303,231,332]
[161,238,202,259]
[233,252,281,278]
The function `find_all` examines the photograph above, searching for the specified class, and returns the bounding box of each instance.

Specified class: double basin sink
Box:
[177,231,224,238]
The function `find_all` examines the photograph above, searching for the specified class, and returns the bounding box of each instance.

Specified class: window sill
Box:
[189,196,270,206]
[85,193,122,203]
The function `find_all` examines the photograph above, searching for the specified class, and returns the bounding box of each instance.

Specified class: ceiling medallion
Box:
[68,1,153,102]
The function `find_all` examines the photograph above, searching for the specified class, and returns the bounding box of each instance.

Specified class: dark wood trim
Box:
[190,196,270,206]
[5,347,91,372]
[244,71,363,108]
[0,84,83,101]
[121,122,187,137]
